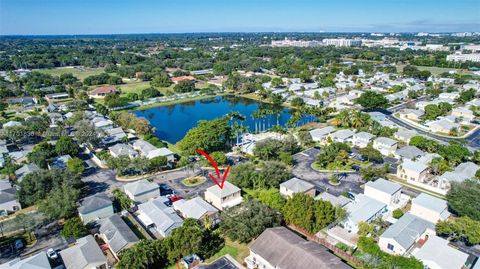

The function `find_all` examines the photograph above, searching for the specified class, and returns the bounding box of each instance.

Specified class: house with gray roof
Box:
[173,197,219,225]
[373,137,398,156]
[397,159,429,183]
[102,127,127,145]
[48,154,72,170]
[428,119,460,134]
[329,129,355,143]
[245,227,352,269]
[98,214,139,258]
[137,197,183,238]
[379,213,435,255]
[204,181,243,210]
[315,192,351,207]
[394,128,417,143]
[0,186,21,216]
[394,146,425,161]
[132,139,174,161]
[352,131,375,148]
[410,193,450,223]
[0,251,51,269]
[123,179,160,203]
[78,193,114,224]
[279,177,315,198]
[412,235,469,269]
[59,235,107,269]
[364,178,402,207]
[343,194,387,233]
[438,162,479,191]
[14,163,40,182]
[309,126,336,142]
[109,143,138,158]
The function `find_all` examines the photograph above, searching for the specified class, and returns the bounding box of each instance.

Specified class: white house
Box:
[412,235,469,269]
[137,197,183,237]
[373,137,398,156]
[379,213,435,255]
[397,159,429,183]
[451,107,475,122]
[204,181,242,210]
[410,193,450,224]
[132,139,175,161]
[109,143,138,158]
[329,129,355,143]
[364,178,402,208]
[279,177,316,198]
[173,197,219,225]
[343,194,387,233]
[352,132,375,148]
[437,162,479,191]
[428,119,460,134]
[309,126,336,142]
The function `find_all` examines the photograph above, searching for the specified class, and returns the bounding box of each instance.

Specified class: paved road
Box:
[292,148,364,196]
[378,110,480,149]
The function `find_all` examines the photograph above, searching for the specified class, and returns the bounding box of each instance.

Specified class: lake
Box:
[133,95,312,144]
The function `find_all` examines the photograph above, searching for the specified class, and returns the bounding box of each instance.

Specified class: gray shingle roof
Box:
[137,197,183,235]
[309,126,335,139]
[395,146,425,160]
[249,227,352,269]
[440,162,479,183]
[380,213,434,250]
[315,192,351,207]
[123,179,159,196]
[14,163,40,182]
[0,188,17,205]
[59,235,106,269]
[78,193,112,215]
[206,181,240,199]
[0,251,51,269]
[365,178,401,195]
[98,215,139,254]
[173,197,218,220]
[280,177,314,193]
[412,193,447,214]
[346,194,386,223]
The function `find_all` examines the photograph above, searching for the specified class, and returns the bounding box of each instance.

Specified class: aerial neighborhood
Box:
[0,8,480,269]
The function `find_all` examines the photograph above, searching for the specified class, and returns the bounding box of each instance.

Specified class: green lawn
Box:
[36,66,105,80]
[205,238,249,264]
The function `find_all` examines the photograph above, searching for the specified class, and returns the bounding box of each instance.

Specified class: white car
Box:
[46,248,58,259]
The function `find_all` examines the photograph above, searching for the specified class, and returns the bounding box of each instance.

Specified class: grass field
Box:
[36,66,105,80]
[396,65,473,76]
[205,238,250,264]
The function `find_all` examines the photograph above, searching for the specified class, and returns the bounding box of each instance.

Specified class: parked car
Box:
[14,239,24,250]
[47,248,58,259]
[168,195,183,203]
[159,184,174,196]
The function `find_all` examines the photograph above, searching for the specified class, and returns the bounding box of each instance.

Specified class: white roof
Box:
[309,126,335,139]
[280,177,314,193]
[123,179,158,196]
[205,181,240,199]
[412,193,448,214]
[374,137,398,147]
[365,178,401,195]
[173,197,218,220]
[331,129,355,140]
[137,197,183,235]
[346,194,386,223]
[400,159,428,173]
[413,235,468,269]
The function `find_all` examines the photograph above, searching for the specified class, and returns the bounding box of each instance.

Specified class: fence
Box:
[287,224,364,268]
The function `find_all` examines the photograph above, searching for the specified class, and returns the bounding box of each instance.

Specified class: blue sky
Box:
[1,0,479,35]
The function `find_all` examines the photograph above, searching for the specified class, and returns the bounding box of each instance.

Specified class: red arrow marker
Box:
[195,149,230,189]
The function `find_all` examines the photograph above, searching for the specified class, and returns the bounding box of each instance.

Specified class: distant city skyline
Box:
[0,0,479,35]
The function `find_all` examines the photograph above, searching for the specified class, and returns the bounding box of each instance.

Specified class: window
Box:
[387,243,394,251]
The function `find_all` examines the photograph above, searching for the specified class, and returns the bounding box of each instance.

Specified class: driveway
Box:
[151,167,215,198]
[292,148,364,196]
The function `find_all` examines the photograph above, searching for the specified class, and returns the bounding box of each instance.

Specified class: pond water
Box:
[133,95,313,144]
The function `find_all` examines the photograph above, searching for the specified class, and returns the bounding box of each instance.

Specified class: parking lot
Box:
[292,148,364,196]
